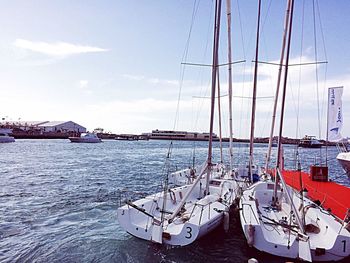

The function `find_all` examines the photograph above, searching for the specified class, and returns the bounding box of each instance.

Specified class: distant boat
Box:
[298,135,323,148]
[0,131,15,143]
[68,133,101,143]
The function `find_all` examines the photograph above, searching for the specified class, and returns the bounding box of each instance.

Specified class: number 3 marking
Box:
[185,227,192,239]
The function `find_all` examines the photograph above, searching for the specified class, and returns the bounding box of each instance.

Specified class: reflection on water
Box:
[0,139,349,262]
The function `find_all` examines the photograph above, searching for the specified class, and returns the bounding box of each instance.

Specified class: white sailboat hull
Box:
[239,181,350,261]
[118,178,237,246]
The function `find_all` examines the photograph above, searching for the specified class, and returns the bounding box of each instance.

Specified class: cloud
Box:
[13,39,108,57]
[122,74,179,86]
[77,80,93,95]
[122,74,145,81]
[79,80,89,89]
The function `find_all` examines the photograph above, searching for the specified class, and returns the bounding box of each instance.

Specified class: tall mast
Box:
[274,0,295,202]
[226,0,234,172]
[249,0,262,178]
[265,0,293,172]
[206,0,222,194]
[217,70,224,163]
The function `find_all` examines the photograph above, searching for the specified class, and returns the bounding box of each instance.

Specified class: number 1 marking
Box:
[341,240,346,253]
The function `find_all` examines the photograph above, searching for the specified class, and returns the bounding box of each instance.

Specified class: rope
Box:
[173,0,200,131]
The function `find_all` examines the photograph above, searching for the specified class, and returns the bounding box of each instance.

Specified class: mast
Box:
[274,0,295,203]
[206,0,222,195]
[226,0,234,172]
[217,70,224,163]
[248,0,262,178]
[326,88,330,166]
[265,0,293,172]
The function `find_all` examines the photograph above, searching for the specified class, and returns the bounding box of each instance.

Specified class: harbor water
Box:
[1,139,349,262]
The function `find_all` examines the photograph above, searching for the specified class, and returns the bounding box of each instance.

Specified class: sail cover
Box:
[327,87,343,141]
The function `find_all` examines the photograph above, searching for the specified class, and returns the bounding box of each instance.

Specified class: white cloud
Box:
[13,39,108,57]
[122,74,179,86]
[79,80,89,89]
[122,74,145,81]
[78,80,92,94]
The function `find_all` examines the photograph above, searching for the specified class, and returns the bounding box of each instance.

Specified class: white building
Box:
[0,120,86,133]
[38,121,86,133]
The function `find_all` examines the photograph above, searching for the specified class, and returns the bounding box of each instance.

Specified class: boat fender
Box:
[179,191,183,200]
[247,224,255,247]
[224,209,230,232]
[169,190,176,204]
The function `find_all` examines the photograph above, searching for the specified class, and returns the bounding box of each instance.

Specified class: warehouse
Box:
[38,121,86,133]
[0,120,86,133]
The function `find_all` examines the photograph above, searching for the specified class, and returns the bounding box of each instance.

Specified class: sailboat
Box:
[239,0,350,261]
[117,0,238,246]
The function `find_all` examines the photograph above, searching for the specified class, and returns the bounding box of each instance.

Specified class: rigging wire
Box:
[315,0,329,110]
[162,0,200,187]
[315,0,329,164]
[192,1,214,136]
[312,0,323,164]
[173,0,200,132]
[235,0,248,160]
[294,0,306,169]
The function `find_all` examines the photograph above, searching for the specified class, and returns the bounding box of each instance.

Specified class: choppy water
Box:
[1,139,349,263]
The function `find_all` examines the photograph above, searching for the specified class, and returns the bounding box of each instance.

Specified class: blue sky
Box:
[1,0,350,139]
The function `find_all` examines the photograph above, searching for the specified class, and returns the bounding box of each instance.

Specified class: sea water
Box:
[0,139,349,262]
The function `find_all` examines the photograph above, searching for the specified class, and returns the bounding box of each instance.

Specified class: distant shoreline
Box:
[9,132,337,146]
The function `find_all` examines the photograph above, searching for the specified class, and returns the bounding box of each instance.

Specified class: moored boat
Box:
[68,133,101,143]
[0,132,15,143]
[337,151,350,176]
[298,135,323,148]
[118,164,236,246]
[117,0,244,246]
[239,177,350,262]
[240,0,350,261]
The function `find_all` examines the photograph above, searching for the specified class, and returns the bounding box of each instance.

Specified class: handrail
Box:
[168,163,208,221]
[241,202,259,224]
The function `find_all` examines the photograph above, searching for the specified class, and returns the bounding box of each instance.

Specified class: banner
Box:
[327,87,343,141]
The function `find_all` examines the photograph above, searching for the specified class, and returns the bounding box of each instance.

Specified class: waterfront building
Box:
[0,120,86,133]
[142,129,218,141]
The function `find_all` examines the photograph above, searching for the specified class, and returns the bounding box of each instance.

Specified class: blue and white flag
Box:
[327,87,343,142]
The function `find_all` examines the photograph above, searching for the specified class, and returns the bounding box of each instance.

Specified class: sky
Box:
[1,0,350,139]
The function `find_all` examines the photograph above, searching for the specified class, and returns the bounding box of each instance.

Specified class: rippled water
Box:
[1,139,349,262]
